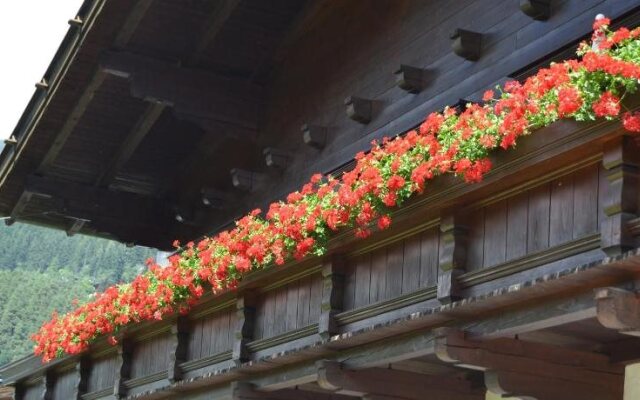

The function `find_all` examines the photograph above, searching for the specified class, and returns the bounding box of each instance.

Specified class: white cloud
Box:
[0,0,83,139]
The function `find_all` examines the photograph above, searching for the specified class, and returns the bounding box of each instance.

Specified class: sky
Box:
[0,1,83,140]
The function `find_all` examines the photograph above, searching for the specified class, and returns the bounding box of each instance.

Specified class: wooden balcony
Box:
[3,112,640,400]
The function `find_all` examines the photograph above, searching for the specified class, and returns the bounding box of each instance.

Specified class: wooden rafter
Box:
[434,328,624,400]
[36,0,155,174]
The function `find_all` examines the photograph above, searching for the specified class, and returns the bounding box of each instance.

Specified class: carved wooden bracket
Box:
[230,169,268,192]
[345,96,373,124]
[437,214,469,303]
[600,136,640,256]
[520,0,552,21]
[302,123,328,149]
[434,328,624,400]
[113,339,134,399]
[319,256,345,339]
[168,316,190,383]
[232,291,257,366]
[394,65,429,93]
[72,357,90,399]
[41,371,54,400]
[316,360,483,400]
[263,147,291,169]
[595,287,640,336]
[450,29,483,61]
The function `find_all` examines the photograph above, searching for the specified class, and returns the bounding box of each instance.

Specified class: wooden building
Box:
[2,0,640,399]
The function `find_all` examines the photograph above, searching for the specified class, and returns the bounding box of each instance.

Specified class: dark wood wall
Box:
[253,273,323,340]
[187,308,235,360]
[87,354,117,393]
[466,163,601,272]
[342,228,439,311]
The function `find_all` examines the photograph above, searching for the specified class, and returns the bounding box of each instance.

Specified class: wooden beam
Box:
[37,1,154,174]
[168,316,190,383]
[319,255,345,339]
[434,328,624,400]
[600,135,640,256]
[437,213,469,303]
[232,382,348,400]
[316,360,483,400]
[65,217,89,237]
[100,50,261,133]
[25,175,171,224]
[189,0,241,64]
[113,339,133,399]
[95,103,166,187]
[232,292,257,366]
[595,287,640,336]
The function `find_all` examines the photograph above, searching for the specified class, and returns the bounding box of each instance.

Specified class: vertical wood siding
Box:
[51,369,76,400]
[130,333,171,378]
[187,308,235,360]
[342,227,439,311]
[466,164,600,271]
[253,273,323,340]
[87,355,117,393]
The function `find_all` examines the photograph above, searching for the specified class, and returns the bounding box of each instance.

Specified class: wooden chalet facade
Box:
[3,0,640,399]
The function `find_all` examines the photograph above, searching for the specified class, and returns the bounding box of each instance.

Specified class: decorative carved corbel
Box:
[263,147,291,169]
[302,123,328,149]
[394,65,429,93]
[345,96,373,124]
[230,169,267,192]
[232,291,257,366]
[520,0,552,21]
[450,29,483,61]
[437,214,469,303]
[319,255,345,339]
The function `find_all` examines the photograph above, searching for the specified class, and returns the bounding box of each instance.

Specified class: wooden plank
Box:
[506,192,528,260]
[296,275,312,328]
[385,242,404,300]
[309,274,323,324]
[402,235,421,294]
[342,261,357,311]
[572,164,599,239]
[549,173,574,246]
[274,286,288,336]
[465,208,484,271]
[483,200,507,268]
[369,247,387,303]
[354,253,372,308]
[285,282,300,331]
[527,183,550,253]
[419,228,439,287]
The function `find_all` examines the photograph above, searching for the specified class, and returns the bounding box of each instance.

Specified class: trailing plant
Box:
[33,17,640,362]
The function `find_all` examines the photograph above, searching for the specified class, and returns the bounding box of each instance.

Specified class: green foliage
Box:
[0,222,155,364]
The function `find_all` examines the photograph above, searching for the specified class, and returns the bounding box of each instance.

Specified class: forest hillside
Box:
[0,222,156,364]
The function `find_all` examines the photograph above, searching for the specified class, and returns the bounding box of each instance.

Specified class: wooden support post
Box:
[40,372,53,400]
[302,123,327,149]
[113,339,133,399]
[168,316,189,383]
[344,96,373,124]
[434,328,624,400]
[394,65,429,93]
[316,360,483,400]
[450,29,483,61]
[520,0,552,21]
[72,357,89,400]
[600,136,640,256]
[232,291,257,366]
[595,287,640,336]
[437,214,468,303]
[319,256,345,339]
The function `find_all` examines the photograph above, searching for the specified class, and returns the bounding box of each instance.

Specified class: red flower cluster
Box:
[32,18,640,362]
